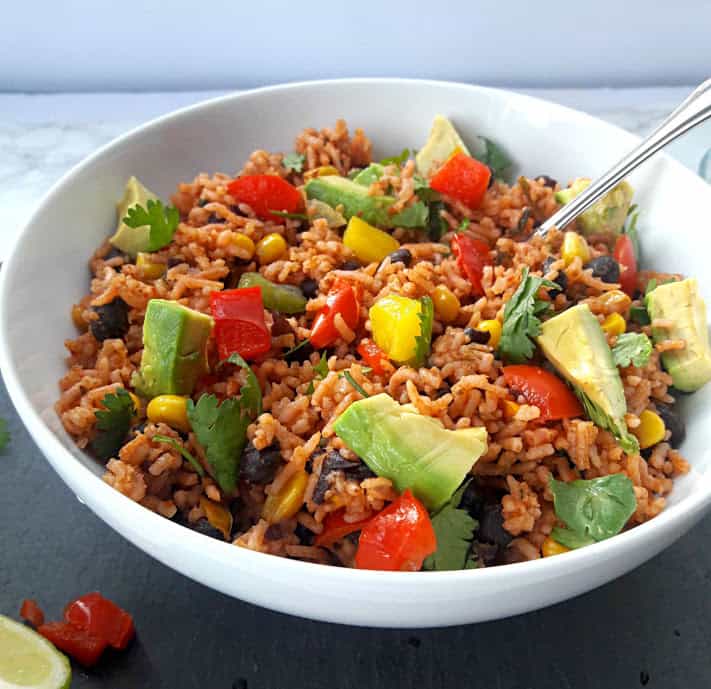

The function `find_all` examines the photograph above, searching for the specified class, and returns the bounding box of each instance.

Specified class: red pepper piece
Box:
[613,234,638,296]
[451,233,493,296]
[430,152,491,209]
[19,598,45,628]
[503,365,583,421]
[356,338,391,375]
[38,621,108,667]
[310,279,361,349]
[355,490,437,571]
[64,592,135,651]
[210,287,271,360]
[227,174,303,222]
[314,509,373,548]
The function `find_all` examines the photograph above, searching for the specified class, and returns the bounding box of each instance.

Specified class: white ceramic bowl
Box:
[3,79,711,628]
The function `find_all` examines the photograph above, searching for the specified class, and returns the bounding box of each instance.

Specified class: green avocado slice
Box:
[646,278,711,392]
[304,176,428,229]
[110,176,159,257]
[333,393,487,511]
[131,299,214,399]
[537,304,638,455]
[415,115,470,176]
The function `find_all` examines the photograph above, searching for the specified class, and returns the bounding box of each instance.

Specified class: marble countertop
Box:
[1,86,710,262]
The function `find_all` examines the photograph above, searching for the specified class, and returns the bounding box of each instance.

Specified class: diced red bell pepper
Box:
[430,152,491,209]
[64,592,135,651]
[502,365,583,421]
[38,621,108,667]
[613,235,638,296]
[355,490,437,571]
[356,338,391,375]
[315,509,373,547]
[451,233,493,296]
[210,287,271,360]
[227,174,303,222]
[310,279,361,349]
[19,599,45,628]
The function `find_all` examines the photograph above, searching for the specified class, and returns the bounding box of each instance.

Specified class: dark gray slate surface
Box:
[1,377,708,689]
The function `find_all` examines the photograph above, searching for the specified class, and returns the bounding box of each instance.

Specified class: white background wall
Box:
[1,0,709,91]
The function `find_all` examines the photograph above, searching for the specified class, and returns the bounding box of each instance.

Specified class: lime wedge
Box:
[0,615,71,689]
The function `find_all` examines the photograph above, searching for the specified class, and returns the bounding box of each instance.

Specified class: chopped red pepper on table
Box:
[210,286,271,360]
[19,598,45,628]
[502,365,583,421]
[310,279,361,349]
[227,174,304,222]
[451,233,493,296]
[64,591,135,650]
[429,151,491,209]
[355,489,437,571]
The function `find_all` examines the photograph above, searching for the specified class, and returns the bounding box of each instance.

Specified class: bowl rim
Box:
[2,76,711,588]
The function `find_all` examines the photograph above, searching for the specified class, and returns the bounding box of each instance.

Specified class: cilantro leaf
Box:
[499,267,557,363]
[341,370,370,398]
[413,174,440,204]
[313,351,329,379]
[549,474,636,546]
[90,388,136,461]
[459,218,471,231]
[379,148,411,166]
[283,152,306,172]
[576,389,639,455]
[475,137,512,181]
[412,296,434,367]
[423,482,478,571]
[630,305,651,326]
[152,434,205,477]
[550,526,596,549]
[612,332,653,368]
[0,418,10,451]
[123,199,179,252]
[188,354,263,492]
[426,200,448,241]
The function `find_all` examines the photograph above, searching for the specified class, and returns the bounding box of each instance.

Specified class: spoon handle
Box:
[536,78,711,237]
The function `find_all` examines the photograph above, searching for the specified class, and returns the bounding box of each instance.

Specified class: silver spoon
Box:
[536,78,711,237]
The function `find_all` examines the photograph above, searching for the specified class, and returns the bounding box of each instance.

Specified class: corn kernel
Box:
[601,312,626,336]
[562,231,590,266]
[262,470,308,524]
[232,233,256,260]
[136,252,166,280]
[146,395,190,433]
[343,216,400,264]
[503,400,520,419]
[304,165,340,180]
[477,319,502,349]
[432,285,461,323]
[256,233,288,264]
[542,536,570,557]
[633,409,666,449]
[200,496,233,540]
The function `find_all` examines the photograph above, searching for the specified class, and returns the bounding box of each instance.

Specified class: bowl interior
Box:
[3,79,711,558]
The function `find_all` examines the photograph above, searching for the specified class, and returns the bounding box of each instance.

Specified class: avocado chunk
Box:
[416,115,470,176]
[352,163,385,187]
[333,393,487,511]
[132,299,213,398]
[646,278,711,391]
[554,177,634,240]
[307,199,346,228]
[110,176,159,257]
[305,176,428,229]
[537,304,639,454]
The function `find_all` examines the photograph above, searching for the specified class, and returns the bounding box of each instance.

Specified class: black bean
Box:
[89,298,130,341]
[294,522,315,546]
[197,198,209,207]
[285,340,314,364]
[459,481,486,519]
[265,524,282,540]
[536,175,558,189]
[385,248,412,267]
[464,327,491,345]
[478,503,512,548]
[495,544,528,565]
[188,518,224,541]
[655,403,686,448]
[312,451,375,504]
[167,257,185,268]
[585,255,620,284]
[207,213,226,224]
[543,256,568,296]
[104,247,126,261]
[340,260,361,271]
[239,443,282,484]
[271,314,294,337]
[299,278,319,299]
[473,541,499,567]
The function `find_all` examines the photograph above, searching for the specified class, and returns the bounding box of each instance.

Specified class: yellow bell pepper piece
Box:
[542,536,570,557]
[200,495,233,540]
[262,470,308,523]
[369,295,423,364]
[562,231,590,266]
[633,409,666,449]
[343,217,400,265]
[601,312,626,336]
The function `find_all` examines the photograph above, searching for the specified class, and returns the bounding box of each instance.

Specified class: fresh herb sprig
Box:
[123,200,179,252]
[90,388,136,461]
